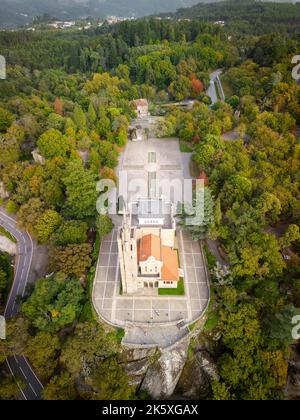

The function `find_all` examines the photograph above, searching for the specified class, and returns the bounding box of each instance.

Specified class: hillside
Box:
[169,0,300,34]
[0,0,204,28]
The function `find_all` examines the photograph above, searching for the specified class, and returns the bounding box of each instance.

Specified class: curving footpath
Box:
[0,209,43,400]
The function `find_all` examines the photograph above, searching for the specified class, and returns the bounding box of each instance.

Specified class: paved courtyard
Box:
[118,137,191,205]
[93,228,209,328]
[93,137,210,347]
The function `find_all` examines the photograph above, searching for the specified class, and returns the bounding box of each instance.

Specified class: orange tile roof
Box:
[132,99,148,107]
[138,234,161,262]
[161,246,179,282]
[137,234,179,282]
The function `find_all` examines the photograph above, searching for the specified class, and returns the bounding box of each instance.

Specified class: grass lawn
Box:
[158,278,185,296]
[0,226,17,243]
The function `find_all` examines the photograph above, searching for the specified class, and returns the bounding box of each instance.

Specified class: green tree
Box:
[212,381,235,401]
[60,322,119,377]
[92,357,135,400]
[0,107,14,132]
[62,160,98,219]
[256,192,282,224]
[97,140,119,168]
[182,187,214,240]
[0,375,25,400]
[50,243,92,277]
[96,215,114,239]
[43,371,77,400]
[51,220,88,246]
[229,231,285,281]
[47,113,65,131]
[0,135,20,168]
[168,75,192,101]
[25,331,61,381]
[221,175,253,209]
[87,103,97,125]
[37,129,72,159]
[17,198,45,236]
[279,225,300,249]
[262,304,300,350]
[73,105,87,131]
[0,317,30,362]
[36,209,62,244]
[22,273,84,333]
[193,144,215,169]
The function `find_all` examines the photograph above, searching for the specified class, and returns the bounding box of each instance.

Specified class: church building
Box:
[117,199,181,294]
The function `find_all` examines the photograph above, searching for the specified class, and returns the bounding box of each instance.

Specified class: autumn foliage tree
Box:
[50,243,93,278]
[54,97,63,116]
[190,74,204,97]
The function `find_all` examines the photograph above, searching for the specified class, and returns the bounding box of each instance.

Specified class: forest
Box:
[0,8,300,400]
[172,0,300,35]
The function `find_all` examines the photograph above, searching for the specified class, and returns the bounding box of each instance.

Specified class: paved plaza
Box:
[118,137,191,205]
[93,228,210,341]
[93,138,210,348]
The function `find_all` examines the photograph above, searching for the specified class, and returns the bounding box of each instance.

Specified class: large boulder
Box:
[0,182,9,199]
[122,347,157,362]
[175,350,219,399]
[32,149,45,165]
[125,358,151,387]
[140,340,189,399]
[128,126,148,142]
[121,347,158,388]
[0,235,17,255]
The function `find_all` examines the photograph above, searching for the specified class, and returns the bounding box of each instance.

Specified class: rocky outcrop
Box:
[0,182,9,199]
[126,358,151,387]
[0,235,17,255]
[128,126,148,142]
[121,347,158,388]
[175,350,219,399]
[32,149,45,165]
[140,339,189,399]
[121,324,219,400]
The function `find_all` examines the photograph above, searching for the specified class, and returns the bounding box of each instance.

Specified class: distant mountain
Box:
[1,0,298,29]
[165,0,300,35]
[0,0,207,28]
[172,0,300,20]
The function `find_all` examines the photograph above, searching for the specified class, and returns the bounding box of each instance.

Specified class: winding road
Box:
[0,209,43,400]
[207,69,225,104]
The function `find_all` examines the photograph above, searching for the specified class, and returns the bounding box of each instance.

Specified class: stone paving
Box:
[93,228,209,329]
[118,137,188,205]
[92,137,210,347]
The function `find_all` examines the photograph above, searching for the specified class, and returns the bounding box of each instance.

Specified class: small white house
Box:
[132,99,149,118]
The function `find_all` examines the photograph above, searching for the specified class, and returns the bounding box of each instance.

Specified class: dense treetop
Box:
[0,11,299,400]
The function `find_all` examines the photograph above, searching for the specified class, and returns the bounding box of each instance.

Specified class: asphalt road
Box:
[0,209,43,400]
[207,69,225,104]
